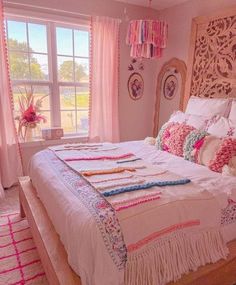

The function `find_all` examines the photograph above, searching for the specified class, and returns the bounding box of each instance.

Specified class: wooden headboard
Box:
[183,6,236,109]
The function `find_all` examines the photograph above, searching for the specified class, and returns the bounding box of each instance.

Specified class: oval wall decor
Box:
[153,57,187,137]
[128,72,144,100]
[163,73,179,100]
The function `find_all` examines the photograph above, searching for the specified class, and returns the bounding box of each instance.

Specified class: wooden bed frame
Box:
[19,176,236,285]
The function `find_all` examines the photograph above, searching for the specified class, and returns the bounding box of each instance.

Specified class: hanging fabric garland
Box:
[126,1,168,59]
[126,20,168,59]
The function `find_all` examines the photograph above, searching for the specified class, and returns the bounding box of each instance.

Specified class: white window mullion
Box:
[49,22,61,128]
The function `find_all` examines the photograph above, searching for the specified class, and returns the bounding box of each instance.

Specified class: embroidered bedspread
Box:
[40,142,231,285]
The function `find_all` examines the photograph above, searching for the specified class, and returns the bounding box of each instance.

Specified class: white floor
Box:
[0,185,19,215]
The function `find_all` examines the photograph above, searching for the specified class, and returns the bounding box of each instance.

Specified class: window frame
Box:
[5,12,90,138]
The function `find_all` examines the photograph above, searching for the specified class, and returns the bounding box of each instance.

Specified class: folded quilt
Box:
[49,143,229,285]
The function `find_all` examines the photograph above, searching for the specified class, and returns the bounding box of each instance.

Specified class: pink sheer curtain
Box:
[0,0,22,199]
[89,16,120,143]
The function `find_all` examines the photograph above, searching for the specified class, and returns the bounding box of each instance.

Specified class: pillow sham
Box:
[228,100,236,122]
[185,96,230,117]
[169,110,214,130]
[207,116,236,138]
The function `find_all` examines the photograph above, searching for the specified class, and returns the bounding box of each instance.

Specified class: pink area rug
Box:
[0,213,48,284]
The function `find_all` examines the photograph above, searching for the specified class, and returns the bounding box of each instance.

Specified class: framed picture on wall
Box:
[163,74,178,100]
[128,72,144,100]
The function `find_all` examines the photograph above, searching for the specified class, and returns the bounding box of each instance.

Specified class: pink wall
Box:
[6,0,157,142]
[156,0,236,130]
[5,0,158,173]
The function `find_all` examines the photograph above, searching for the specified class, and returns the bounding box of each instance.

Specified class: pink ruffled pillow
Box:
[209,138,236,172]
[158,122,195,157]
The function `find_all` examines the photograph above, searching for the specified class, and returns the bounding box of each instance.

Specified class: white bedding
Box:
[29,140,236,285]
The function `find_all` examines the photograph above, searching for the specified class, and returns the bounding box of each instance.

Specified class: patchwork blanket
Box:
[48,143,229,285]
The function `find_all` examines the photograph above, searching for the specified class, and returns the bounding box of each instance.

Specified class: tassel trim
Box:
[125,228,229,285]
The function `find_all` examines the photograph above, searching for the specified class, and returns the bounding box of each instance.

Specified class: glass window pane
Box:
[40,111,51,129]
[77,110,89,134]
[74,30,89,57]
[56,27,73,56]
[58,56,74,82]
[61,110,76,133]
[7,20,27,50]
[32,85,50,111]
[74,58,89,83]
[60,86,76,110]
[76,86,89,109]
[30,54,48,80]
[12,85,31,112]
[9,52,30,80]
[28,23,47,53]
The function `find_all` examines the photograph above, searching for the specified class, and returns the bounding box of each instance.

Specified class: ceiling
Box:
[116,0,192,10]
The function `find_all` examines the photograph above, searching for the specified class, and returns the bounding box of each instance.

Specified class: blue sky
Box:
[7,20,89,75]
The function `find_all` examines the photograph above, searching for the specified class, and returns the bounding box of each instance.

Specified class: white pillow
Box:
[169,110,213,130]
[185,96,230,117]
[207,116,236,138]
[228,100,236,122]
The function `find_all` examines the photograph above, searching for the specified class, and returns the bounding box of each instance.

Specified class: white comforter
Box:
[29,141,236,285]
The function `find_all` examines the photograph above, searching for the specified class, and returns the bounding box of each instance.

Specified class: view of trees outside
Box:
[7,19,90,135]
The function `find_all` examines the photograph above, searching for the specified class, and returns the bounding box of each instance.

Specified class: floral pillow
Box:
[207,116,236,138]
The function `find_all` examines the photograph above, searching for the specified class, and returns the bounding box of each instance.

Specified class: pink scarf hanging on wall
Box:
[0,0,22,198]
[126,20,168,59]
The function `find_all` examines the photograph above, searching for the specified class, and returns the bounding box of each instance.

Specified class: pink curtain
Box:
[89,16,120,143]
[0,0,22,199]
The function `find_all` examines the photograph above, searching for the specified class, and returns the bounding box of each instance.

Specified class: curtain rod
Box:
[3,1,91,19]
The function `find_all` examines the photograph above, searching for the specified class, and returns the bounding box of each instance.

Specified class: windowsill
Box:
[20,135,88,148]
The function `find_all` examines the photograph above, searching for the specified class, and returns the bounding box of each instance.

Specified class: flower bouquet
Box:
[15,89,47,141]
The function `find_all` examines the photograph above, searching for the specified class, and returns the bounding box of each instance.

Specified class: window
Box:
[5,15,90,138]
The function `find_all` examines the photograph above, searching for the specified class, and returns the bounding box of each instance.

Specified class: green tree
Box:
[59,60,87,81]
[8,39,45,80]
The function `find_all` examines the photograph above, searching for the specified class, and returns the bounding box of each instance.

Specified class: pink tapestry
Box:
[0,0,22,198]
[89,16,120,143]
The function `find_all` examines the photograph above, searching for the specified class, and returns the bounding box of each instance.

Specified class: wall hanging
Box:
[128,72,144,100]
[128,58,144,71]
[126,1,168,59]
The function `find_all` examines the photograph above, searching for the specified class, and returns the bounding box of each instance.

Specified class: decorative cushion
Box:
[198,136,236,173]
[156,122,195,157]
[185,96,230,117]
[228,100,236,122]
[183,129,208,162]
[169,110,215,130]
[207,116,236,138]
[156,121,236,173]
[208,138,236,172]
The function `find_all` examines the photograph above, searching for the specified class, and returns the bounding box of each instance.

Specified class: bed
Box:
[19,6,236,285]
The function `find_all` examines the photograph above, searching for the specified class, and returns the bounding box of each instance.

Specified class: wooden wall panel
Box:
[184,6,236,109]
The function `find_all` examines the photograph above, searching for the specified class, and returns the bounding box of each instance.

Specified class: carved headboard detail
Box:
[184,7,236,109]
